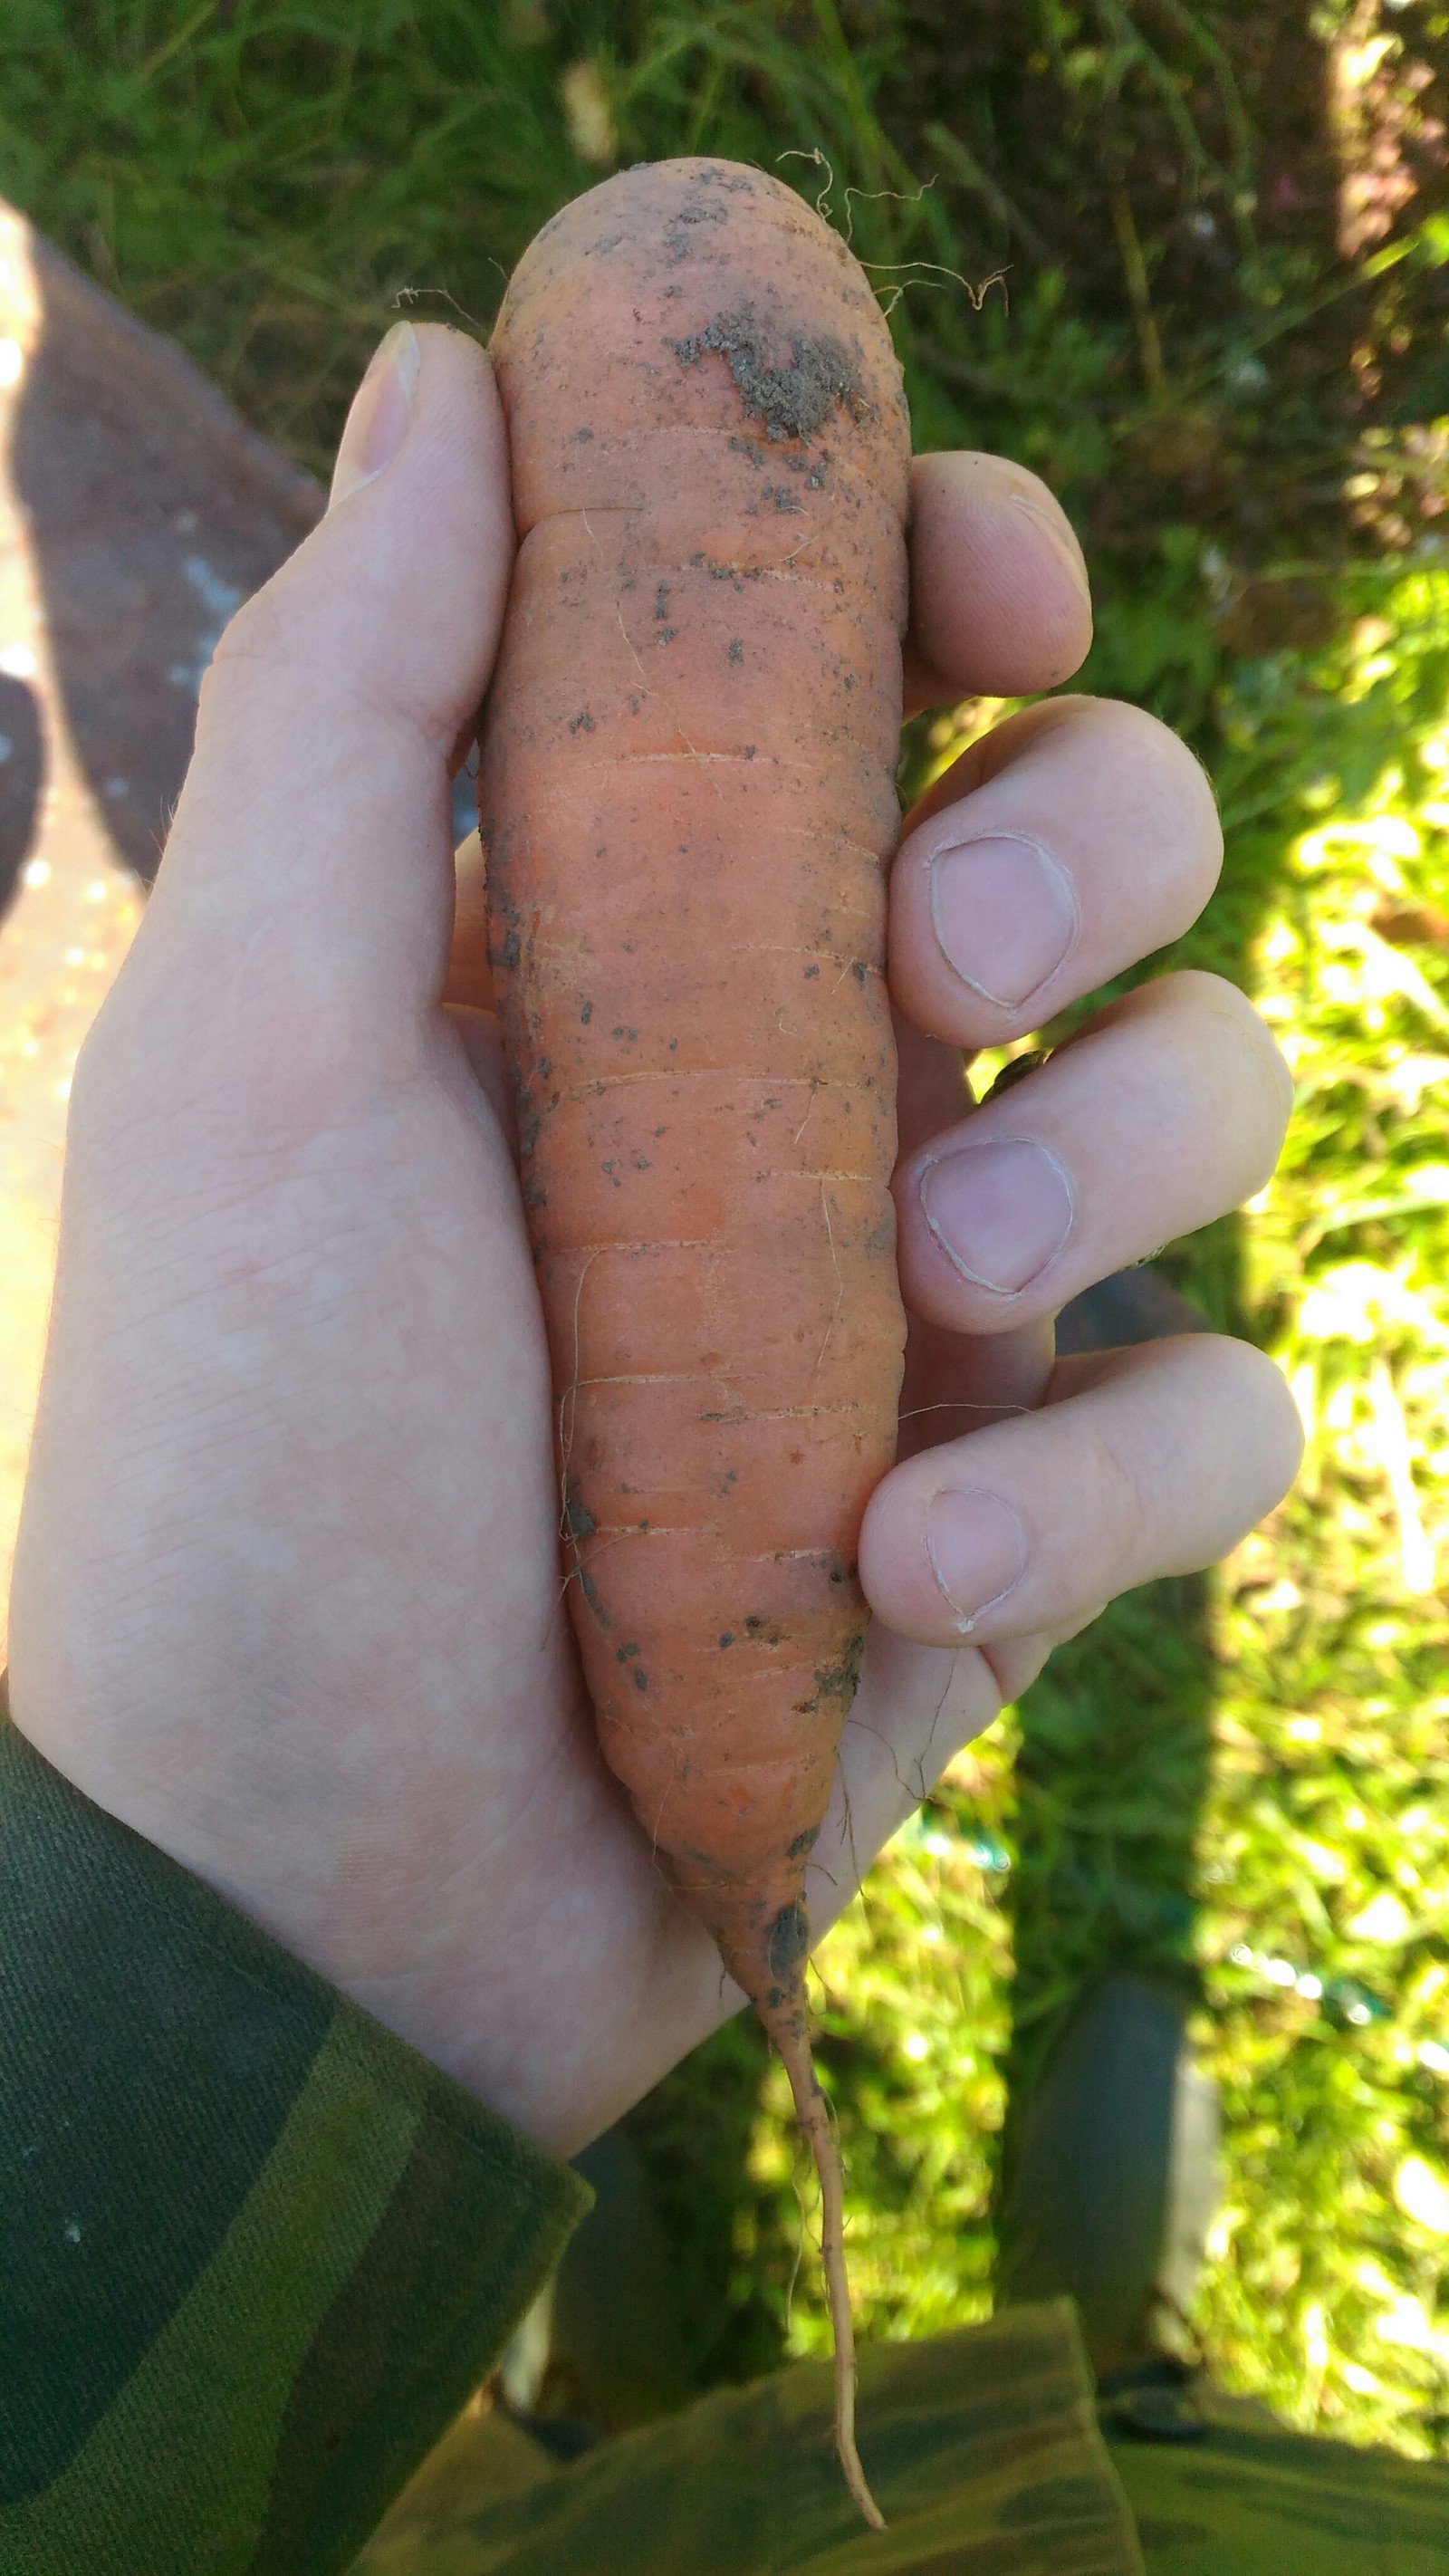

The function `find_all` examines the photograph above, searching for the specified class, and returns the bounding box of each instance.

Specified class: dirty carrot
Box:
[480,155,909,2526]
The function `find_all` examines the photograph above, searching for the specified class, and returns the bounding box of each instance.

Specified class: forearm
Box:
[0,1687,590,2576]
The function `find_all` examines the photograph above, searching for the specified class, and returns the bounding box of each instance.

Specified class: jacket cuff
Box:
[0,1706,591,2575]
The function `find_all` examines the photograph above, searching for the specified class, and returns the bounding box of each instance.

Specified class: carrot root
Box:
[483,158,911,2533]
[774,2015,887,2533]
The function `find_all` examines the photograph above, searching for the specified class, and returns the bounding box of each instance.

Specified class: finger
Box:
[803,1622,1011,1943]
[859,1331,1303,1650]
[889,697,1223,1047]
[895,971,1291,1333]
[888,1013,1059,1451]
[898,1305,1056,1464]
[894,1004,974,1161]
[120,323,513,1037]
[904,451,1092,713]
[441,827,519,1140]
[445,825,495,1011]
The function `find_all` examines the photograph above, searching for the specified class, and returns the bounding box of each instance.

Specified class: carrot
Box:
[480,156,909,2525]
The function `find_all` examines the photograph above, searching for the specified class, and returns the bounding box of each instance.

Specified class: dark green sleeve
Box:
[0,1706,592,2576]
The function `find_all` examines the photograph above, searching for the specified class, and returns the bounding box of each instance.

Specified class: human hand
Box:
[5,322,1299,2158]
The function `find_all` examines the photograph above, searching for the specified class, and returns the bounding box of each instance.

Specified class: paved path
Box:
[0,205,321,1651]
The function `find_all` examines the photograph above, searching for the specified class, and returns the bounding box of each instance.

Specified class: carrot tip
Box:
[775,2016,888,2532]
[840,2438,888,2534]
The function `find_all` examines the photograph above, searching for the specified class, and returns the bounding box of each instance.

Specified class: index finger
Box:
[905,451,1093,714]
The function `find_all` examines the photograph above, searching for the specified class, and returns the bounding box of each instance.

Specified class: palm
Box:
[13,923,1022,2161]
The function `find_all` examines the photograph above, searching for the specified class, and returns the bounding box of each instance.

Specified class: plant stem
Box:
[1109,179,1170,408]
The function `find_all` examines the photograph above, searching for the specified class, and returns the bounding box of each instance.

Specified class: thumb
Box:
[137,321,513,1025]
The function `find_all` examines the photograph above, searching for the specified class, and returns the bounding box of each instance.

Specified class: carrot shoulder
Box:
[481,157,910,2523]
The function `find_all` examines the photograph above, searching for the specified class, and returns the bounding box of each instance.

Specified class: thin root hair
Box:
[859,258,1010,320]
[844,1708,933,1811]
[392,280,492,331]
[840,174,938,248]
[775,144,836,222]
[897,1397,1033,1423]
[838,1756,862,1895]
[581,506,725,803]
[915,1665,955,1804]
[785,2157,810,2332]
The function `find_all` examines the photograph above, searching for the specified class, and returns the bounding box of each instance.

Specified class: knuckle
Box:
[1099,700,1223,858]
[1221,1339,1304,1488]
[1090,1422,1156,1562]
[1170,966,1263,1052]
[63,976,148,1144]
[1176,969,1294,1127]
[207,571,290,680]
[1001,697,1224,885]
[1178,1333,1304,1513]
[192,589,290,737]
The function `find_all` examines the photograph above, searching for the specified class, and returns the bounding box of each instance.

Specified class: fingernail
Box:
[1009,491,1092,609]
[928,832,1080,1011]
[330,321,421,508]
[920,1137,1074,1295]
[926,1488,1029,1634]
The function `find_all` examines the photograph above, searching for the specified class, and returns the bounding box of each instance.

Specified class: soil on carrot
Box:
[667,309,869,440]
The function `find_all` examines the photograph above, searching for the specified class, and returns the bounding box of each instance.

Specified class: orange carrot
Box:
[481,156,909,2523]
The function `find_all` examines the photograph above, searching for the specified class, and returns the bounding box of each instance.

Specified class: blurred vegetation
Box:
[5,0,1449,2450]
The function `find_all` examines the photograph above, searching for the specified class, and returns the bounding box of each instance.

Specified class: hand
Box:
[5,323,1300,2158]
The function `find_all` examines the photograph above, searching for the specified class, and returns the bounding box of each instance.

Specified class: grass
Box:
[5,0,1449,2453]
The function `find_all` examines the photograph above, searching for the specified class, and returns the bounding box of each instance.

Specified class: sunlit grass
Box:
[1189,575,1449,2447]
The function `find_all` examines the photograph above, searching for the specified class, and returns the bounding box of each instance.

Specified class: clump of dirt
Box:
[667,305,868,441]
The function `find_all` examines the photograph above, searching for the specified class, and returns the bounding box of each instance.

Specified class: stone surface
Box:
[0,203,322,1654]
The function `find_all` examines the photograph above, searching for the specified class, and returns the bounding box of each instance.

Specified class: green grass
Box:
[5,0,1449,2453]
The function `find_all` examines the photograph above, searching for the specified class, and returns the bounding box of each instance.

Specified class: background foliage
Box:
[4,0,1449,2447]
